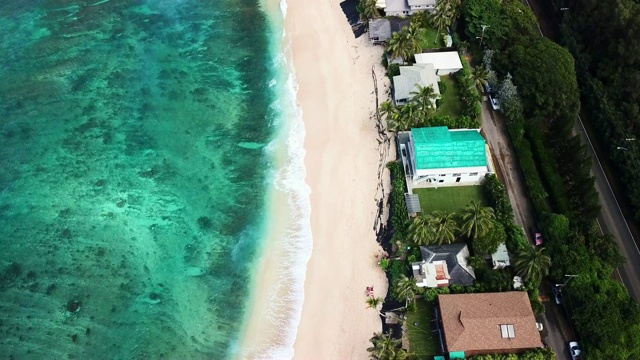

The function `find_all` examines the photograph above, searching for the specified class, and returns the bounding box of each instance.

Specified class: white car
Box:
[489,94,501,111]
[569,341,582,360]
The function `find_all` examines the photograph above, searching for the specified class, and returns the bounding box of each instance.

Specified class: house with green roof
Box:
[398,126,493,187]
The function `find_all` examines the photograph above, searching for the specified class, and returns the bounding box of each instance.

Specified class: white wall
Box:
[413,170,488,185]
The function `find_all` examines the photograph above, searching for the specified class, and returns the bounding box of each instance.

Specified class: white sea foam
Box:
[248,3,313,358]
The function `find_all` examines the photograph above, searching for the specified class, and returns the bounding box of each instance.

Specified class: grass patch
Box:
[413,186,487,213]
[406,300,441,357]
[416,26,445,51]
[437,75,463,118]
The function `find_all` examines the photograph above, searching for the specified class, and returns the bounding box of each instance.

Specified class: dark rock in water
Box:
[67,300,81,314]
[46,283,57,295]
[95,179,105,187]
[71,334,78,342]
[116,199,126,208]
[149,292,160,301]
[197,216,213,230]
[85,328,91,336]
[4,262,22,279]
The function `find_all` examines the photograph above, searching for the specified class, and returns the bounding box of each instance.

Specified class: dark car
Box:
[552,284,563,305]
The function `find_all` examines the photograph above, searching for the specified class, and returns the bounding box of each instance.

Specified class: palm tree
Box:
[409,214,436,245]
[393,274,419,304]
[458,201,495,240]
[472,65,490,92]
[398,101,422,129]
[366,296,385,315]
[431,0,454,44]
[368,332,402,360]
[386,25,421,63]
[357,0,380,22]
[429,210,458,244]
[514,244,551,285]
[388,114,413,133]
[410,84,439,116]
[380,101,402,131]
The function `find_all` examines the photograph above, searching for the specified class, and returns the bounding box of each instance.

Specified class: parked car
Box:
[531,227,543,245]
[489,94,501,111]
[484,83,494,93]
[569,341,582,360]
[552,284,563,305]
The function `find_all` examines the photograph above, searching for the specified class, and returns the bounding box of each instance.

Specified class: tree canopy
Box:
[499,37,580,122]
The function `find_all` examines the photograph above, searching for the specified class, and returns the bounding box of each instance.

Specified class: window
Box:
[469,172,478,176]
[440,174,446,177]
[438,179,444,183]
[452,173,461,177]
[500,324,515,339]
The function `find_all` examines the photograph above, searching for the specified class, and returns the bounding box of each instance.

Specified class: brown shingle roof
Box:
[439,292,543,353]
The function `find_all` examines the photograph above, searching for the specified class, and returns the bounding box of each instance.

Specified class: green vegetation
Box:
[416,25,444,50]
[412,186,486,213]
[468,347,555,360]
[406,300,440,357]
[368,331,410,360]
[436,75,462,117]
[460,0,640,356]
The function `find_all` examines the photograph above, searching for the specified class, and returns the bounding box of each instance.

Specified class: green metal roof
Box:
[411,127,487,170]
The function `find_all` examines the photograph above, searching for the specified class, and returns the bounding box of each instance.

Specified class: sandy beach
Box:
[287,0,391,359]
[237,0,391,358]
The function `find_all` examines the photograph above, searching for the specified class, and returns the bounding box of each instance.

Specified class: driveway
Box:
[480,99,575,359]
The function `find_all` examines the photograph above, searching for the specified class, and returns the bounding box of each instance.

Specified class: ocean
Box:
[0,0,309,358]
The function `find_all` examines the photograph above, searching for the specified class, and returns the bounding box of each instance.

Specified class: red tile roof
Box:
[439,292,543,353]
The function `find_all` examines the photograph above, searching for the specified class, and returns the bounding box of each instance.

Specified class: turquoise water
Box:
[0,0,281,358]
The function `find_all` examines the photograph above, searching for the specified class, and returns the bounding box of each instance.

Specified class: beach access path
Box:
[287,0,391,359]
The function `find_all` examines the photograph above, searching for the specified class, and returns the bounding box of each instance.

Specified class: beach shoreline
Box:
[237,0,392,357]
[286,0,392,358]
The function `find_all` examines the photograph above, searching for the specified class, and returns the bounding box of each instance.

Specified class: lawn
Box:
[416,26,446,51]
[406,300,441,357]
[413,186,487,213]
[436,75,463,118]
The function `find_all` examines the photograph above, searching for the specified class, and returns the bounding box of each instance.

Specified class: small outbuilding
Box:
[414,51,464,75]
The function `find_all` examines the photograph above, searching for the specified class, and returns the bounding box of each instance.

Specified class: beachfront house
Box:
[368,18,410,44]
[414,51,463,75]
[398,126,495,187]
[411,244,475,288]
[392,64,441,106]
[380,0,436,16]
[438,292,544,356]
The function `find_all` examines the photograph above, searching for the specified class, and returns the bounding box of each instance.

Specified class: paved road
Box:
[574,120,640,301]
[480,100,574,359]
[523,0,640,303]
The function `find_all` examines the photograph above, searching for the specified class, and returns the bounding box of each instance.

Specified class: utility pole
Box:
[478,25,489,48]
[562,274,578,286]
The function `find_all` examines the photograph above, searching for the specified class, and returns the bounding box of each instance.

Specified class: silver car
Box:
[569,341,582,360]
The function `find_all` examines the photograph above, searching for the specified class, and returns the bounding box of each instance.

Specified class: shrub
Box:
[438,81,447,94]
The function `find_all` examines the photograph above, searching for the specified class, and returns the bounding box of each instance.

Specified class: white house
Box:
[392,63,441,106]
[380,0,436,16]
[398,126,494,187]
[414,51,464,75]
